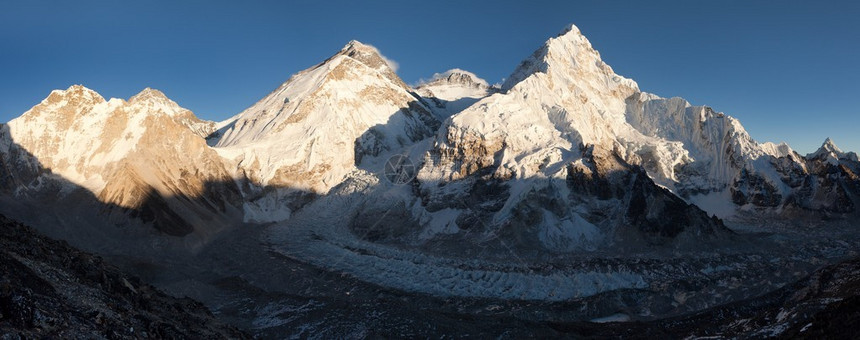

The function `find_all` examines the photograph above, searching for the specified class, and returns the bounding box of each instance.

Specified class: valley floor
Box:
[2,209,858,338]
[87,214,860,338]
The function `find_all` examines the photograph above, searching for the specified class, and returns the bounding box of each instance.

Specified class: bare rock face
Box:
[571,145,729,242]
[731,169,783,207]
[421,126,506,183]
[732,139,860,215]
[785,140,860,214]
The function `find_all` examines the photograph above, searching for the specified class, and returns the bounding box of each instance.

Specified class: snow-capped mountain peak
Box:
[808,137,859,163]
[417,22,860,229]
[819,137,842,154]
[6,85,220,189]
[125,87,217,138]
[337,40,402,84]
[129,87,170,104]
[213,40,437,194]
[415,69,494,119]
[47,84,105,102]
[36,85,107,118]
[3,85,240,236]
[419,69,489,89]
[502,23,637,94]
[128,88,184,114]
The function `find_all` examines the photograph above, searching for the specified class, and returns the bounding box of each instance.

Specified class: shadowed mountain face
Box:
[0,124,251,259]
[0,23,859,338]
[411,142,731,256]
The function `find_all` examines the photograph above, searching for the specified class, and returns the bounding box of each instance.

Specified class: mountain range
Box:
[1,23,859,337]
[2,24,856,243]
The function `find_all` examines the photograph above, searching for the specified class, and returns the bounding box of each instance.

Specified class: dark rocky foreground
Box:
[2,209,860,339]
[0,214,246,339]
[548,256,860,339]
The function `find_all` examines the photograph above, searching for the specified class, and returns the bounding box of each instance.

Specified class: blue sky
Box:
[1,0,858,154]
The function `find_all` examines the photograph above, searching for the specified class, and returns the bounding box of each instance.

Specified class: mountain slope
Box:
[214,41,439,194]
[413,24,730,249]
[1,85,242,237]
[262,25,737,304]
[261,25,860,305]
[417,24,859,223]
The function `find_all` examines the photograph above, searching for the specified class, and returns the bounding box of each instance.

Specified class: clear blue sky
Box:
[2,0,858,154]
